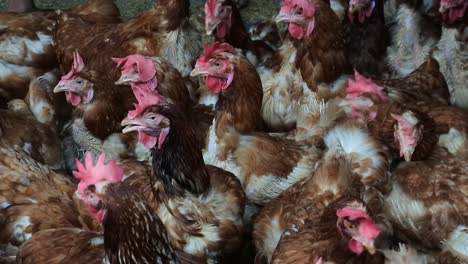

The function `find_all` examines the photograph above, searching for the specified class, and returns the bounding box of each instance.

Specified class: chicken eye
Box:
[75,80,83,85]
[88,185,96,192]
[147,115,157,121]
[213,62,221,67]
[296,8,303,15]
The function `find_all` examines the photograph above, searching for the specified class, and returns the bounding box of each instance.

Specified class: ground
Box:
[0,0,280,23]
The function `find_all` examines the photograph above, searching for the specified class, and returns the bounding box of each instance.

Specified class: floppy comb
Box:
[112,54,157,83]
[197,42,237,63]
[347,71,387,103]
[62,49,85,81]
[128,85,167,118]
[73,152,124,195]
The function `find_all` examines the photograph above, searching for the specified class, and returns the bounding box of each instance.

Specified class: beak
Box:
[205,22,218,36]
[115,74,130,85]
[402,150,413,162]
[190,67,210,77]
[121,117,145,133]
[275,12,290,23]
[361,240,376,255]
[275,8,300,23]
[53,83,69,93]
[439,2,451,13]
[349,3,359,13]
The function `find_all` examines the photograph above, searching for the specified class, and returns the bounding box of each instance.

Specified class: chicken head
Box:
[439,0,467,24]
[391,112,423,161]
[191,42,237,94]
[276,0,316,40]
[348,0,375,24]
[121,86,169,149]
[73,152,124,223]
[345,71,387,122]
[336,205,381,255]
[54,50,94,107]
[205,0,232,38]
[113,55,157,91]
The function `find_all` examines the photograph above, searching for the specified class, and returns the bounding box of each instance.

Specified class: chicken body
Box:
[0,141,99,247]
[17,181,195,264]
[55,0,200,80]
[0,101,63,168]
[122,102,246,262]
[344,0,390,78]
[0,0,121,101]
[253,123,389,263]
[261,0,350,131]
[385,2,440,77]
[383,147,468,261]
[433,27,468,109]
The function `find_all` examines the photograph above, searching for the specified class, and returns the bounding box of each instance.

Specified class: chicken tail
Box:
[323,123,388,187]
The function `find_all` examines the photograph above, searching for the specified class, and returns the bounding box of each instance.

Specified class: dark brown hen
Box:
[17,154,199,264]
[121,99,245,262]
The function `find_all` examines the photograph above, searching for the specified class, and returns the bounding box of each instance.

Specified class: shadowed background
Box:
[0,0,280,23]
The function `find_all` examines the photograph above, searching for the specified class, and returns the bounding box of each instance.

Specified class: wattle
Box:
[449,7,465,23]
[288,23,305,40]
[348,239,365,255]
[205,76,225,94]
[217,23,228,39]
[138,131,158,149]
[66,92,82,106]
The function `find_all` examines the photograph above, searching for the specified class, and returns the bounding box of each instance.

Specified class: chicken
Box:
[385,0,441,77]
[270,198,386,264]
[113,54,195,113]
[367,102,439,162]
[344,0,390,78]
[121,92,246,262]
[0,99,63,168]
[114,54,214,151]
[0,141,99,247]
[204,0,277,65]
[190,42,264,131]
[260,0,350,131]
[432,0,468,109]
[0,0,121,101]
[383,147,468,262]
[190,43,322,208]
[52,50,139,171]
[17,153,199,264]
[55,0,200,80]
[346,57,449,106]
[253,131,388,263]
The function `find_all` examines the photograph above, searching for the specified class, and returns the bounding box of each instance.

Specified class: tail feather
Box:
[323,124,388,185]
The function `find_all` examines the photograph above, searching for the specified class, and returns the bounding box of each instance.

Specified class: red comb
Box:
[112,54,156,83]
[62,49,85,81]
[347,71,388,103]
[282,0,315,17]
[128,85,166,118]
[336,207,380,239]
[205,0,219,19]
[197,42,237,63]
[73,152,124,195]
[337,207,370,221]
